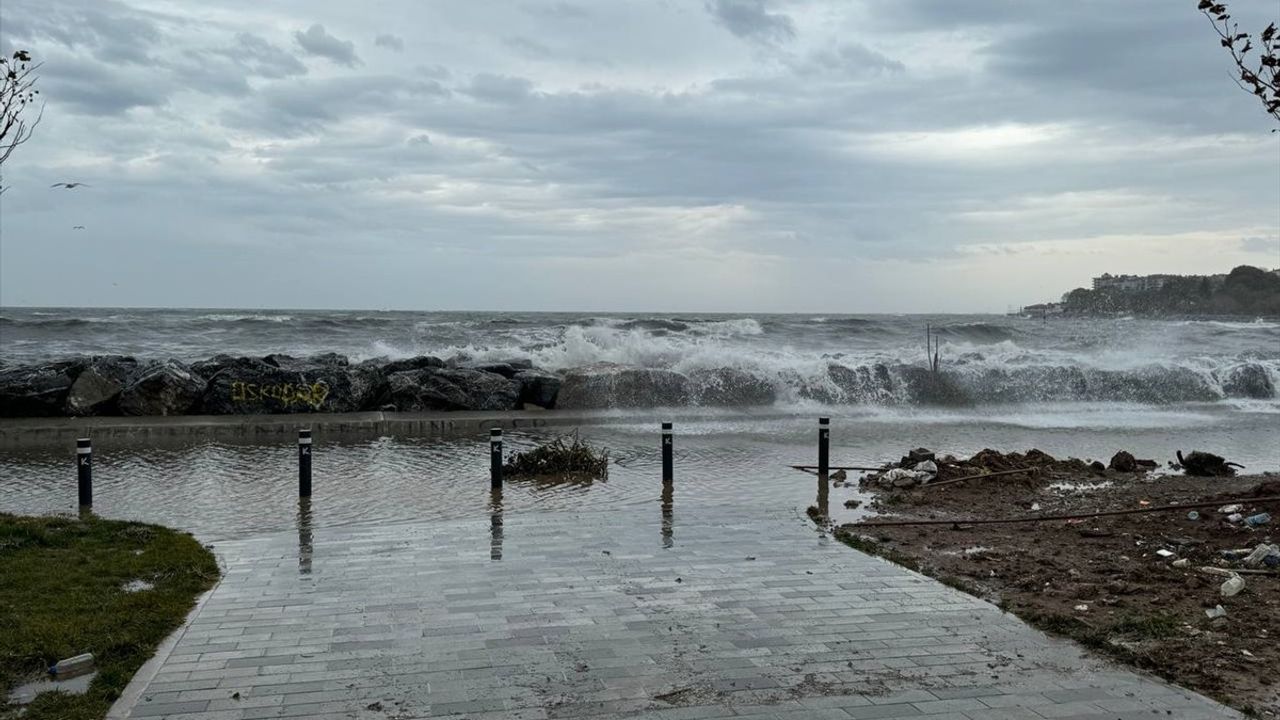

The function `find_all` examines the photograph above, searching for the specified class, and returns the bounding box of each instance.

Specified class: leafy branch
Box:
[1198,1,1280,126]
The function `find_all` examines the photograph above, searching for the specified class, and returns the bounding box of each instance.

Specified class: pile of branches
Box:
[502,434,609,477]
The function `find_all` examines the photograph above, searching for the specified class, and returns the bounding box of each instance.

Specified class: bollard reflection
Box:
[816,474,830,524]
[661,479,674,549]
[489,489,504,561]
[297,496,313,575]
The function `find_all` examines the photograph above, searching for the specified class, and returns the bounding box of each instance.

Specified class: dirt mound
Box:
[841,448,1280,715]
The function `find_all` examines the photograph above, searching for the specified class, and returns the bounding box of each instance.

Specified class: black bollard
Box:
[76,438,93,507]
[490,428,503,490]
[661,422,673,482]
[298,429,313,497]
[818,417,830,480]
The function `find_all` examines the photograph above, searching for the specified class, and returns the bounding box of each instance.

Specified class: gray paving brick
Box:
[112,510,1241,719]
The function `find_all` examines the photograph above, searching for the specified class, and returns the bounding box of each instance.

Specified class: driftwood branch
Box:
[791,464,888,473]
[924,466,1039,489]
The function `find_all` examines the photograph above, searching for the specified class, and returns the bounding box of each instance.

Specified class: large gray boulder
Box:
[513,369,561,408]
[1221,363,1275,399]
[66,355,138,416]
[199,355,369,414]
[556,365,690,409]
[118,360,206,416]
[689,368,775,406]
[378,356,445,374]
[376,368,520,411]
[0,362,84,417]
[466,359,535,379]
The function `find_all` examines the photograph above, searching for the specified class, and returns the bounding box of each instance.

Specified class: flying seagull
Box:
[50,182,90,189]
[73,225,86,230]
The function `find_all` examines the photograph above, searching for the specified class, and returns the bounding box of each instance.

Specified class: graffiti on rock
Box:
[230,381,330,410]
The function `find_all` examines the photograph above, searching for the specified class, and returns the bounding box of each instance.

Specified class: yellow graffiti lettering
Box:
[229,379,330,410]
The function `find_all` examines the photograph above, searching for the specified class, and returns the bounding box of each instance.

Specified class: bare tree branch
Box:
[0,50,42,193]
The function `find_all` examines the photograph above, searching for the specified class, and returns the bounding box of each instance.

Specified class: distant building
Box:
[1023,302,1063,316]
[1091,273,1174,292]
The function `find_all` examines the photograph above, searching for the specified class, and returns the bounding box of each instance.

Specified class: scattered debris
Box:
[836,446,1279,714]
[502,433,609,477]
[886,468,932,488]
[1176,450,1244,477]
[1241,544,1280,569]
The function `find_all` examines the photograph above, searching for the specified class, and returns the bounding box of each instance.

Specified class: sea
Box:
[1,307,1277,538]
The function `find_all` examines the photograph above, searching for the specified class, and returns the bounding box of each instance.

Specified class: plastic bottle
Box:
[50,654,94,676]
[1244,512,1271,528]
[1220,574,1245,598]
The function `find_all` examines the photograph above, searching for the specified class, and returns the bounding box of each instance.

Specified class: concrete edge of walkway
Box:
[105,560,229,719]
[0,409,653,450]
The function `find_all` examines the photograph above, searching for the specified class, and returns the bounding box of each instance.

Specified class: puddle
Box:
[122,579,155,593]
[7,672,96,706]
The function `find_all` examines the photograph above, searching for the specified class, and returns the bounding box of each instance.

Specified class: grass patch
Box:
[0,513,219,720]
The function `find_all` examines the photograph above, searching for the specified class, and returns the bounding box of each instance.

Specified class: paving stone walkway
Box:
[114,506,1241,719]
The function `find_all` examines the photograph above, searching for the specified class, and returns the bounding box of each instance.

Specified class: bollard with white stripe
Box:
[661,422,673,483]
[490,428,503,490]
[818,417,830,480]
[298,429,313,497]
[76,438,93,507]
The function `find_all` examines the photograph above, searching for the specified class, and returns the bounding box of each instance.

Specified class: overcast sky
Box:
[0,0,1277,312]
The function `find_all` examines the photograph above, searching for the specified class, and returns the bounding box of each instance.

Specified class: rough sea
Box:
[2,307,1277,537]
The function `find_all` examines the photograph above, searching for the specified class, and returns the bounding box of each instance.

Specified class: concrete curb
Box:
[105,561,227,719]
[0,410,628,450]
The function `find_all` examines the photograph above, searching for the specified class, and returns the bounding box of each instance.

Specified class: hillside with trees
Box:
[1062,265,1280,316]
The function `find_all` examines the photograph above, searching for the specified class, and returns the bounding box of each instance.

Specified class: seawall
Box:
[0,410,625,451]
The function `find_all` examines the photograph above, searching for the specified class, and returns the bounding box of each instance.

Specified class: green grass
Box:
[0,513,219,720]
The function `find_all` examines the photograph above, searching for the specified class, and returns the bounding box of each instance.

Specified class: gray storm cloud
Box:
[0,0,1275,311]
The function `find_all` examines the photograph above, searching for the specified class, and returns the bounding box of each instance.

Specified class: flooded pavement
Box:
[1,404,1276,540]
[110,509,1241,719]
[3,407,1267,718]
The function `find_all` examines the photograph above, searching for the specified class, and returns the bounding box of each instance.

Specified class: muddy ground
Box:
[831,449,1279,717]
